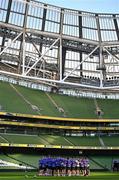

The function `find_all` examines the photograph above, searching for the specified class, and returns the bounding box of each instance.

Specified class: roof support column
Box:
[96,14,105,87]
[113,15,119,41]
[59,8,65,81]
[79,12,83,77]
[19,0,29,75]
[0,32,23,56]
[39,4,47,53]
[99,46,103,88]
[1,0,12,55]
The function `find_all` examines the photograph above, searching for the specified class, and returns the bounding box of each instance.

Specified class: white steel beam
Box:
[2,21,119,46]
[104,47,119,62]
[59,37,62,81]
[0,22,23,31]
[1,70,119,90]
[62,45,99,82]
[0,32,23,56]
[26,33,47,75]
[28,28,98,45]
[22,31,26,75]
[99,46,103,88]
[24,38,60,75]
[106,57,113,73]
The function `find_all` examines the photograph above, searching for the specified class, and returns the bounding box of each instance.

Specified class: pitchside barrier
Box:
[0,120,119,131]
[0,111,119,122]
[0,143,119,150]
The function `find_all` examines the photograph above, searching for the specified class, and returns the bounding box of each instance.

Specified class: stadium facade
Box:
[0,0,119,98]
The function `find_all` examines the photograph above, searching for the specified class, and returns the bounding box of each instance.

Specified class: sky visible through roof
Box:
[41,0,119,13]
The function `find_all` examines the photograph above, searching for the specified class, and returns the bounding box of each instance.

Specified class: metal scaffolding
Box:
[0,0,119,89]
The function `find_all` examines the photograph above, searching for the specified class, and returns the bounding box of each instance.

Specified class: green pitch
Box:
[0,172,119,180]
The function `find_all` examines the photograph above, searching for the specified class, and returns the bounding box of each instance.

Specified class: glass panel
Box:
[11,0,25,14]
[45,21,59,33]
[101,30,117,41]
[116,15,119,27]
[63,25,79,37]
[99,16,115,30]
[0,10,7,22]
[28,4,43,18]
[64,11,79,26]
[82,16,97,29]
[9,12,24,26]
[82,28,98,40]
[46,9,60,23]
[0,0,9,9]
[27,16,42,30]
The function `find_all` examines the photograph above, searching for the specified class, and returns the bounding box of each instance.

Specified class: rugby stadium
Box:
[0,0,119,179]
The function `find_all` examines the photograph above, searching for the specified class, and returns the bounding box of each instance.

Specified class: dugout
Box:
[112,159,119,172]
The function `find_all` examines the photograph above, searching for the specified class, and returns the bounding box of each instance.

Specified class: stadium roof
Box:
[0,0,119,90]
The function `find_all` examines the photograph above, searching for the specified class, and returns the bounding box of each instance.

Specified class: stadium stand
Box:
[0,0,119,177]
[65,136,101,146]
[0,133,119,148]
[1,81,119,119]
[101,136,119,146]
[97,99,119,119]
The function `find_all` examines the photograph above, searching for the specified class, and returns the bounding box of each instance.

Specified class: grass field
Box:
[0,172,119,180]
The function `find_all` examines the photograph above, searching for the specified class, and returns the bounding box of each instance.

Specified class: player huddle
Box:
[38,157,90,176]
